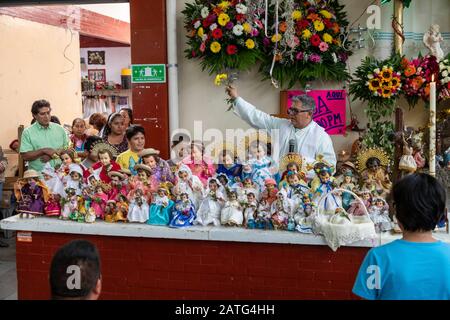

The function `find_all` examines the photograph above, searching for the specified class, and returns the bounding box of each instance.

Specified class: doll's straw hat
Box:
[139,148,160,158]
[108,171,126,180]
[120,168,132,176]
[134,164,153,174]
[22,169,40,179]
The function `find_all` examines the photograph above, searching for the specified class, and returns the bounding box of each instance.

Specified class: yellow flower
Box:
[292,10,302,21]
[323,33,333,44]
[381,88,392,98]
[218,13,230,26]
[271,34,282,42]
[319,10,332,19]
[217,1,230,11]
[214,73,228,86]
[368,78,381,91]
[245,39,255,49]
[381,67,393,81]
[390,77,401,89]
[314,20,325,32]
[210,41,222,53]
[302,29,312,39]
[243,22,252,34]
[197,27,204,38]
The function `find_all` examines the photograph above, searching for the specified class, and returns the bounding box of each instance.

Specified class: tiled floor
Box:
[0,236,17,300]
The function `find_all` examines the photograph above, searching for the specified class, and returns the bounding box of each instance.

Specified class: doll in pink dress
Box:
[182,141,215,188]
[128,164,155,203]
[91,184,108,219]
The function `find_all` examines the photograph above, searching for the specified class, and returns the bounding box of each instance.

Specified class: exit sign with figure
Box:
[131,64,166,83]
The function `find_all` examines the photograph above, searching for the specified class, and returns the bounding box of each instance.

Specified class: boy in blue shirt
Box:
[353,173,450,300]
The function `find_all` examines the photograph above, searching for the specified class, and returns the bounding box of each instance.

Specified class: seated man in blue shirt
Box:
[353,173,449,300]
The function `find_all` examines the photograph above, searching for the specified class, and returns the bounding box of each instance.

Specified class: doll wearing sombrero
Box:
[107,171,128,201]
[14,170,50,219]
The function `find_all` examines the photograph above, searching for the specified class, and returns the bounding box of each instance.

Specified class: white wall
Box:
[174,0,449,155]
[0,14,81,148]
[80,47,131,84]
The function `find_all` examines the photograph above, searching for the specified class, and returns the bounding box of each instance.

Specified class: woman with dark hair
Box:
[353,173,450,300]
[87,113,107,136]
[102,112,128,154]
[119,108,133,128]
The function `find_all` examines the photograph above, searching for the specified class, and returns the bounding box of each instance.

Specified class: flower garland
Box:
[183,0,266,80]
[260,0,352,88]
[438,54,450,100]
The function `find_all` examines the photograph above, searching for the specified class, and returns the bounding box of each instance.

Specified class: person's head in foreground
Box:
[50,240,101,300]
[352,173,449,300]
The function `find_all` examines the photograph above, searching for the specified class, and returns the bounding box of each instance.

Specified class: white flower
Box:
[444,59,449,63]
[233,24,244,36]
[209,23,217,31]
[445,76,450,83]
[443,70,449,77]
[374,68,380,74]
[367,74,374,79]
[193,21,201,29]
[417,67,422,73]
[236,3,248,14]
[202,34,208,42]
[332,53,338,64]
[201,6,209,18]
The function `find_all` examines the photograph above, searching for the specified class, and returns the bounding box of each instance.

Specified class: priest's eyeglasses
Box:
[287,107,310,116]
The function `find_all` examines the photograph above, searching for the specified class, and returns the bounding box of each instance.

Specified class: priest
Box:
[226,85,336,172]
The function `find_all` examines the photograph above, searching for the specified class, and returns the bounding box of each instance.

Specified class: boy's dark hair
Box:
[392,173,446,232]
[84,136,102,153]
[126,125,145,141]
[49,240,101,300]
[31,99,50,115]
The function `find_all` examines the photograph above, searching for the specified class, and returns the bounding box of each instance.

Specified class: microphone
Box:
[289,139,296,153]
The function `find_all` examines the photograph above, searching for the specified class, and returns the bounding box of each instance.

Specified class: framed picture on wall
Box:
[87,50,105,65]
[88,69,106,83]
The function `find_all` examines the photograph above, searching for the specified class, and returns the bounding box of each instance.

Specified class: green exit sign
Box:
[131,64,166,83]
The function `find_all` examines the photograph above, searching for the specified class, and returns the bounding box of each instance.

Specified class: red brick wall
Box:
[15,232,368,300]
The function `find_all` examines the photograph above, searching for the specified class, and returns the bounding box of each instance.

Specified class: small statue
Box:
[220,190,244,226]
[357,148,392,199]
[368,197,393,233]
[169,192,196,228]
[271,189,294,230]
[15,170,49,219]
[339,170,356,210]
[148,186,175,226]
[243,189,259,229]
[195,177,225,227]
[423,24,444,61]
[398,133,417,175]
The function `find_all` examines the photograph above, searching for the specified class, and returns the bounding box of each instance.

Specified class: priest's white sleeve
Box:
[232,97,287,133]
[317,133,337,171]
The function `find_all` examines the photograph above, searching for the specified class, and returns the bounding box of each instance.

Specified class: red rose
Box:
[236,14,245,22]
[297,19,310,30]
[310,34,321,46]
[212,28,223,39]
[226,44,238,55]
[323,19,333,29]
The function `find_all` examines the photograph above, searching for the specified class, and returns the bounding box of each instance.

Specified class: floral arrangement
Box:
[438,54,450,100]
[402,55,440,107]
[349,55,403,122]
[183,0,266,79]
[260,0,351,88]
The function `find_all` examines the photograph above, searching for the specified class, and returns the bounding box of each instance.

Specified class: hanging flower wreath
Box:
[182,0,267,81]
[401,54,440,107]
[259,0,352,89]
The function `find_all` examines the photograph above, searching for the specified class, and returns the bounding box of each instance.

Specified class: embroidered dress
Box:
[127,195,149,223]
[195,190,224,226]
[169,199,196,228]
[148,195,174,226]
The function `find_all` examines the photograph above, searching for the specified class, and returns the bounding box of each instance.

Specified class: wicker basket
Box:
[312,188,377,251]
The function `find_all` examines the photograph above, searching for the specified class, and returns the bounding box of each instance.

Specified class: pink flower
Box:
[251,29,260,37]
[319,42,329,52]
[296,52,304,60]
[200,42,206,52]
[309,53,321,63]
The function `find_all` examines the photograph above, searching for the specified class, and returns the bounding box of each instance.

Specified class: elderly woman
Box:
[140,148,174,184]
[102,112,128,154]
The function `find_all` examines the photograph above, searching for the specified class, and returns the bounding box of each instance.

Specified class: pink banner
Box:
[287,90,347,135]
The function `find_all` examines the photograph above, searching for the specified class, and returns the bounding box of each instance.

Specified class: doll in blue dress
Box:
[169,192,196,228]
[215,149,242,186]
[246,141,278,192]
[148,186,174,226]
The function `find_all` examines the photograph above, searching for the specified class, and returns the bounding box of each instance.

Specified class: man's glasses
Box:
[287,107,310,116]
